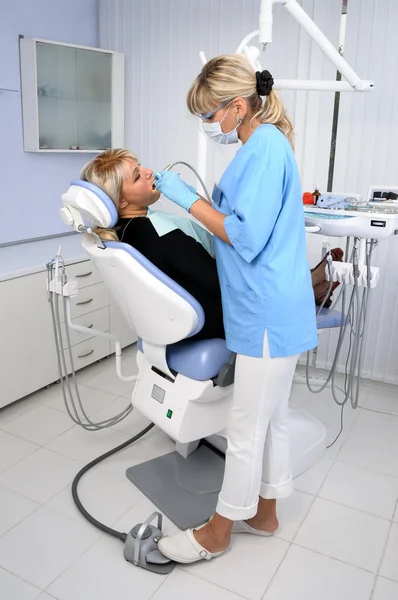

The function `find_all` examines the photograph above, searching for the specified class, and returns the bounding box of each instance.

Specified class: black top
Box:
[114,217,225,341]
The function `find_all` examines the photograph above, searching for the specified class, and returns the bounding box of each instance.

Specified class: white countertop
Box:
[0,234,88,282]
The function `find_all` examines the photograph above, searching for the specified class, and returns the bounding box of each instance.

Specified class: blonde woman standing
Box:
[155,55,318,564]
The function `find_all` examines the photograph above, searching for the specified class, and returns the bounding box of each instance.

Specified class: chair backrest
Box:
[82,234,205,345]
[61,175,207,346]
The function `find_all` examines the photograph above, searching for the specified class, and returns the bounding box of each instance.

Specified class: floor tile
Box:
[372,577,398,600]
[362,380,398,394]
[1,355,396,600]
[45,424,130,463]
[48,535,163,600]
[0,486,38,536]
[46,467,142,527]
[153,569,245,599]
[0,506,99,589]
[39,383,123,418]
[295,497,390,572]
[33,383,68,412]
[338,411,398,478]
[0,395,41,427]
[0,448,80,504]
[263,545,374,600]
[274,491,314,542]
[290,384,359,457]
[181,535,289,600]
[294,456,334,495]
[319,461,398,519]
[379,523,398,582]
[2,405,74,446]
[363,387,398,416]
[0,566,40,600]
[0,431,38,473]
[98,427,175,478]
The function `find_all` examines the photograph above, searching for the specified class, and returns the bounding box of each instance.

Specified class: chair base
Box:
[126,444,224,531]
[126,406,326,530]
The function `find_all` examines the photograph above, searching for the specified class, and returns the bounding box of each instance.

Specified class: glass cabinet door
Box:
[36,42,112,150]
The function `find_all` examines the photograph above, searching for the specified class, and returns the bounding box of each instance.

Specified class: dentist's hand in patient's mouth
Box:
[154,171,199,212]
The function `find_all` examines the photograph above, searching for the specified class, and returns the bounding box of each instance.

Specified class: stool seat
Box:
[317,307,348,329]
[138,338,232,381]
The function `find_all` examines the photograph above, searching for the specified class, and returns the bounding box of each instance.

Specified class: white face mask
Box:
[201,106,241,145]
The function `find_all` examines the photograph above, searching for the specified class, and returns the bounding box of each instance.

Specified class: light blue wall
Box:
[0,0,99,244]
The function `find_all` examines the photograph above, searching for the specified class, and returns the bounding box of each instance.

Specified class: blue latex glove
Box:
[154,170,199,212]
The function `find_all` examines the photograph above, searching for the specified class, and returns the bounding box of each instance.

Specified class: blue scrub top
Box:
[212,123,318,359]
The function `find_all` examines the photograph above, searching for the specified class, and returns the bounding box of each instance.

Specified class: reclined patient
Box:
[81,149,341,341]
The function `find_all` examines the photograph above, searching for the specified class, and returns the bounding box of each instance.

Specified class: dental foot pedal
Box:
[124,512,175,574]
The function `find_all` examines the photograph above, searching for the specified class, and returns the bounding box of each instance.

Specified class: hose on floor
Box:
[71,423,155,542]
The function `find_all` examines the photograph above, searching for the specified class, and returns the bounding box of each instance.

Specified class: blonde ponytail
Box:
[252,88,294,149]
[187,54,294,149]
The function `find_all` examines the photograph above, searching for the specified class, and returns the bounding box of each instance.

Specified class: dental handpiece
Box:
[152,164,173,190]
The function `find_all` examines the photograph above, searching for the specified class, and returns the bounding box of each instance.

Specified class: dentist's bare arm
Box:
[190,197,231,245]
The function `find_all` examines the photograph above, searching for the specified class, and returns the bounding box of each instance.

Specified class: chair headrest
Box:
[62,180,119,228]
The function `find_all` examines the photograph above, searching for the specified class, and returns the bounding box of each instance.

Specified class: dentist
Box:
[155,54,318,564]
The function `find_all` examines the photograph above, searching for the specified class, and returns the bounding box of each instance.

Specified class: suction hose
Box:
[71,423,155,542]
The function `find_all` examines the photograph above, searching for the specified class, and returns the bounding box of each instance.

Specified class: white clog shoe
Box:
[158,529,226,564]
[232,520,277,537]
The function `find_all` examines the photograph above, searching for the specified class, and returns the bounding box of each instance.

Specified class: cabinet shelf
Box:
[20,38,125,153]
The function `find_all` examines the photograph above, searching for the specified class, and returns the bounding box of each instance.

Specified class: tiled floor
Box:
[1,345,397,600]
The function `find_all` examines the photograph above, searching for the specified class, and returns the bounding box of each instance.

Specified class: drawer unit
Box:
[60,306,110,349]
[58,282,110,322]
[62,336,111,373]
[70,282,110,318]
[66,260,102,289]
[70,283,109,319]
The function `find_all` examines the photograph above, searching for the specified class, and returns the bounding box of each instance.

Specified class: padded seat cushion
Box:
[317,308,348,329]
[138,338,232,381]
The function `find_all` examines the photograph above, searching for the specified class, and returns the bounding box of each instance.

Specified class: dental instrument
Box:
[152,163,173,190]
[153,162,212,204]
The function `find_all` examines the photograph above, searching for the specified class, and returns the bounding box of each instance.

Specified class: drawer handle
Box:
[78,349,94,358]
[75,271,93,278]
[87,324,93,329]
[76,298,93,306]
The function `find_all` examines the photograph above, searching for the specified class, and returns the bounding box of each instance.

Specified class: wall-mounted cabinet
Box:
[20,38,124,152]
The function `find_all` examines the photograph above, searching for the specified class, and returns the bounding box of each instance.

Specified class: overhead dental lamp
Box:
[200,0,374,93]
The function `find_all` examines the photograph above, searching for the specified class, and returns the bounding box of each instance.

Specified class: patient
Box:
[81,149,341,341]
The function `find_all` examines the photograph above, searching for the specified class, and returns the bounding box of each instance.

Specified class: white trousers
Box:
[216,331,299,521]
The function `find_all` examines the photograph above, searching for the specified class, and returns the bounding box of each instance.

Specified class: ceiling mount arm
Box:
[244,0,374,92]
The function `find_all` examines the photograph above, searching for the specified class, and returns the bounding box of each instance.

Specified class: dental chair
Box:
[61,181,327,529]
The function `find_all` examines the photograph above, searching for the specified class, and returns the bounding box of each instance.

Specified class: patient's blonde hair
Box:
[80,149,139,241]
[187,54,294,148]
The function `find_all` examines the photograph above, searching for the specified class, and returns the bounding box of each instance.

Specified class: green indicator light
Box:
[166,409,173,419]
